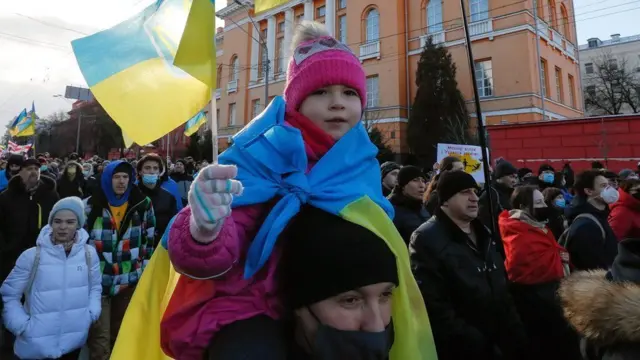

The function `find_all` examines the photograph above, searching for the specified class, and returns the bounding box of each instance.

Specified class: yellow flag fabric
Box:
[341,197,439,360]
[111,246,181,360]
[254,0,290,14]
[71,0,216,146]
[122,130,134,149]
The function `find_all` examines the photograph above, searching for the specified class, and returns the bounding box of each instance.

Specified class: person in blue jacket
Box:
[0,154,25,192]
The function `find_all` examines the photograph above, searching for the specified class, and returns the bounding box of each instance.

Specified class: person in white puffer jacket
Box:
[1,196,101,360]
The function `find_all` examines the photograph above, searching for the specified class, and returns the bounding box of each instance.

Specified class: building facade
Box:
[212,0,583,155]
[579,33,640,116]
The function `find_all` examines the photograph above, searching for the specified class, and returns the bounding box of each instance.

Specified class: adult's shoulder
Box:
[411,216,449,254]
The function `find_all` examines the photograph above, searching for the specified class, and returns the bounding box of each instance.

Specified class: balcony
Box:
[536,18,549,38]
[551,29,564,48]
[227,79,238,94]
[420,31,445,48]
[468,19,492,36]
[565,42,576,58]
[215,88,221,99]
[359,41,380,61]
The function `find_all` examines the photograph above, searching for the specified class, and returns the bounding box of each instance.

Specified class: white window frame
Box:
[568,75,575,107]
[339,15,347,43]
[555,67,562,102]
[366,75,380,109]
[427,1,443,33]
[252,99,261,119]
[585,62,593,74]
[230,57,239,81]
[469,0,488,22]
[276,38,285,74]
[541,59,548,97]
[474,60,493,98]
[277,21,285,33]
[317,5,326,18]
[229,103,237,126]
[339,0,347,9]
[366,9,379,42]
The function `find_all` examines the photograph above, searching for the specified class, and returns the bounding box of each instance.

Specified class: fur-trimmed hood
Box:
[560,270,640,345]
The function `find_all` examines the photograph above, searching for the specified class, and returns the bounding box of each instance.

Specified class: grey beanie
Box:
[48,196,85,229]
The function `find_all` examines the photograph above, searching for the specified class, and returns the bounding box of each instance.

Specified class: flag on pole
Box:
[183,110,206,136]
[7,141,32,153]
[9,106,35,137]
[254,0,289,13]
[71,0,216,146]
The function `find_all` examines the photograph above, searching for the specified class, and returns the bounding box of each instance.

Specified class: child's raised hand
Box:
[188,164,243,243]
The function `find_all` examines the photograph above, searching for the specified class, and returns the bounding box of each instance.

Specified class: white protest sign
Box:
[437,143,486,184]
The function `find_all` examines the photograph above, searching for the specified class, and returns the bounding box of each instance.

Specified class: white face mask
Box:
[600,186,620,204]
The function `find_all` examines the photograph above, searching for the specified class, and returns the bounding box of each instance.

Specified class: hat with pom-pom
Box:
[284,22,366,113]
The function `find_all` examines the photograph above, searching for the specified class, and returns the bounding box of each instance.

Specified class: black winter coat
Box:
[479,182,514,258]
[83,175,99,199]
[565,197,618,271]
[170,172,192,207]
[388,192,430,245]
[139,183,178,246]
[0,175,59,282]
[410,210,528,360]
[57,163,85,199]
[424,190,440,215]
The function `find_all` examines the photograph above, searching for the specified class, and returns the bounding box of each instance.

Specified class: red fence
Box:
[488,114,640,172]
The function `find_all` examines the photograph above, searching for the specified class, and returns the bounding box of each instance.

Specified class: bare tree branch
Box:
[584,51,640,115]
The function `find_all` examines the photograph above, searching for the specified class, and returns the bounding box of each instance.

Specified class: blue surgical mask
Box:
[40,165,47,171]
[554,198,566,209]
[142,174,159,186]
[542,173,555,184]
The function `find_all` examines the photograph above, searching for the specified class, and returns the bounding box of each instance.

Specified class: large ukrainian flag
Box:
[183,109,207,136]
[254,0,290,14]
[71,0,216,146]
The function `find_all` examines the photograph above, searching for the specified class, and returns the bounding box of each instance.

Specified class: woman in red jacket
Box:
[498,186,580,360]
[609,178,640,241]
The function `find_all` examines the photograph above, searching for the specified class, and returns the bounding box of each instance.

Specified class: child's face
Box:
[298,84,362,140]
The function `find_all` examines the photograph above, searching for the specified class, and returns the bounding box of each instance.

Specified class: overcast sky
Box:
[0,0,638,128]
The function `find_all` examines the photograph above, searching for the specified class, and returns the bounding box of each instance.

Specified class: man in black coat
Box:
[479,160,518,257]
[565,169,619,271]
[137,153,178,246]
[380,161,401,197]
[170,159,193,207]
[388,165,429,244]
[410,170,527,360]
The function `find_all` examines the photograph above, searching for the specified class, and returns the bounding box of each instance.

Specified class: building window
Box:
[228,103,236,126]
[469,0,488,22]
[560,4,570,38]
[390,131,396,139]
[588,39,599,48]
[555,67,563,103]
[216,66,222,88]
[296,14,304,25]
[277,21,285,33]
[215,109,220,129]
[586,85,596,99]
[316,5,326,18]
[608,58,618,71]
[338,15,347,43]
[474,60,493,97]
[568,74,575,107]
[427,0,443,33]
[339,0,347,9]
[548,0,558,29]
[251,99,261,119]
[230,56,239,81]
[366,8,380,42]
[366,75,379,108]
[276,37,285,75]
[585,62,593,74]
[540,58,548,98]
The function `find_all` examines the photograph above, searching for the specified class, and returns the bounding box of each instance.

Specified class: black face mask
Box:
[533,207,550,222]
[311,320,395,360]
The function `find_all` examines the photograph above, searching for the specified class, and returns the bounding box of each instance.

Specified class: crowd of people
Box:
[3,19,640,360]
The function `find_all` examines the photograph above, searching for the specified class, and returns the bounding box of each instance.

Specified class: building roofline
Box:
[579,34,640,50]
[488,114,640,129]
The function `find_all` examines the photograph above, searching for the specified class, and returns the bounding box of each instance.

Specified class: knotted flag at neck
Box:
[219,96,394,278]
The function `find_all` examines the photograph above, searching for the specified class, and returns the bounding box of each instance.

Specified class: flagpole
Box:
[211,90,218,163]
[459,0,496,236]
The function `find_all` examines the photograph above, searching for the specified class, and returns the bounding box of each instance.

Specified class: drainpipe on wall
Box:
[533,0,547,121]
[404,0,411,121]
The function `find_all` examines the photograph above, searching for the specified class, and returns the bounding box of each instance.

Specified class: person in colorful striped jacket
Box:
[82,160,155,360]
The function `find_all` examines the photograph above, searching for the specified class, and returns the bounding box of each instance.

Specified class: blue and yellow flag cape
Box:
[114,97,437,359]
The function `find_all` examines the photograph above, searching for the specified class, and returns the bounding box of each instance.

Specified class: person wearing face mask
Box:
[0,154,26,192]
[537,164,556,191]
[608,179,640,241]
[82,162,99,199]
[380,162,401,197]
[411,170,528,360]
[0,197,101,360]
[563,170,619,271]
[542,187,568,240]
[388,166,429,245]
[136,154,178,246]
[498,186,580,360]
[57,161,85,199]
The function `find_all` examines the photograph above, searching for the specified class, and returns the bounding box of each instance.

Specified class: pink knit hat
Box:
[284,36,367,113]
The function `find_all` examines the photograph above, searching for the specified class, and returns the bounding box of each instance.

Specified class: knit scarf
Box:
[285,109,335,161]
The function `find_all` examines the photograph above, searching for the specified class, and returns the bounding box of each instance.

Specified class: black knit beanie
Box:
[538,164,555,175]
[494,160,517,179]
[281,206,399,309]
[7,154,24,169]
[396,165,425,189]
[380,161,401,180]
[517,167,533,180]
[113,162,133,178]
[437,170,478,206]
[611,238,640,282]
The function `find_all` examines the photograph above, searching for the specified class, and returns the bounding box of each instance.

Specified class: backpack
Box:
[557,213,605,276]
[24,244,93,314]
